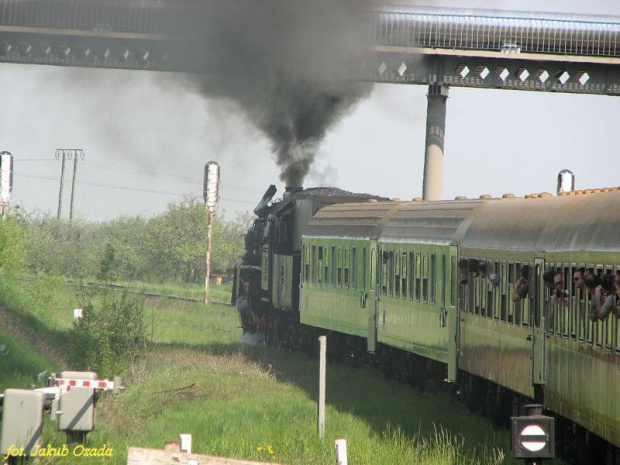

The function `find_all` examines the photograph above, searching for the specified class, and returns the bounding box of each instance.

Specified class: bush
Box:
[0,216,26,281]
[68,289,148,378]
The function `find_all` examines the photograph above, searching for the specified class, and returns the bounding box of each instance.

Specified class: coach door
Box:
[447,246,459,382]
[532,258,546,390]
[367,240,378,353]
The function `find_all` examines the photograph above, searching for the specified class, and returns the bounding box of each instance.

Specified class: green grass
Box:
[39,337,512,465]
[0,326,56,392]
[1,278,549,464]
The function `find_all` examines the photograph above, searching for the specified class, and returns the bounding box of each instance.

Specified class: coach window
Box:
[474,270,481,315]
[381,250,387,295]
[522,263,532,328]
[595,264,606,347]
[604,265,614,350]
[415,253,421,301]
[362,248,367,290]
[467,258,475,313]
[336,247,343,287]
[317,246,323,285]
[549,262,560,334]
[609,266,620,354]
[531,262,539,328]
[330,247,336,286]
[344,248,350,289]
[351,247,357,290]
[450,255,456,307]
[554,264,567,337]
[513,262,523,326]
[422,254,429,303]
[323,248,330,286]
[586,264,597,345]
[401,252,408,299]
[388,250,395,297]
[573,263,587,342]
[441,255,446,308]
[302,245,308,283]
[487,260,495,319]
[569,263,580,340]
[561,265,573,338]
[500,261,508,322]
[408,252,415,300]
[430,253,436,305]
[479,264,487,317]
[370,248,376,292]
[311,245,316,284]
[395,250,401,297]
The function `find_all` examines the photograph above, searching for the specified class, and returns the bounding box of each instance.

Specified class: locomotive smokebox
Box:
[284,186,303,198]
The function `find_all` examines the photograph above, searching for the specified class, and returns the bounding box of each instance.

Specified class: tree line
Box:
[0,197,251,283]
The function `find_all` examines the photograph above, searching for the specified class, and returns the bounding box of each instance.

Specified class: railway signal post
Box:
[511,404,555,464]
[0,151,13,217]
[203,161,220,305]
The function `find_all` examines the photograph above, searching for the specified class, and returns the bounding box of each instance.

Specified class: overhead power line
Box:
[15,157,265,197]
[14,172,255,205]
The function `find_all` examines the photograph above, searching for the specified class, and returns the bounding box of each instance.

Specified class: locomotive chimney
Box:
[284,186,303,198]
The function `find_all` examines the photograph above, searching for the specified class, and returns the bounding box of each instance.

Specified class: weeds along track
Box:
[73,281,233,306]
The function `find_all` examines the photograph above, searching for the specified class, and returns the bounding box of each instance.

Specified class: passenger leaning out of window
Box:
[551,272,569,307]
[615,274,620,317]
[585,273,602,322]
[573,267,587,295]
[458,259,469,285]
[598,274,620,321]
[511,265,530,302]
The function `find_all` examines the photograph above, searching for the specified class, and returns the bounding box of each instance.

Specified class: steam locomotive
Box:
[233,184,620,462]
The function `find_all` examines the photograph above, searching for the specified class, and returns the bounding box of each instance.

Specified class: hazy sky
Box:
[1,0,619,221]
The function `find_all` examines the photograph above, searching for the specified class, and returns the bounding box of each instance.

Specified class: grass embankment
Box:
[0,326,53,392]
[1,279,533,464]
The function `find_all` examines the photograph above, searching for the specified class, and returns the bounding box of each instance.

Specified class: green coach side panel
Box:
[301,238,371,337]
[301,199,481,370]
[300,201,401,338]
[375,242,452,362]
[377,200,482,364]
[457,190,620,448]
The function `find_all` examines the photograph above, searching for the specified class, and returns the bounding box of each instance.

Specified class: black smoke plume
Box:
[185,0,374,187]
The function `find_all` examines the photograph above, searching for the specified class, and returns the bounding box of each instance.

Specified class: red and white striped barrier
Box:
[52,377,122,394]
[54,378,116,391]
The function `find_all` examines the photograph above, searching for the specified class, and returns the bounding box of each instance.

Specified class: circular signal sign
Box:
[520,424,547,452]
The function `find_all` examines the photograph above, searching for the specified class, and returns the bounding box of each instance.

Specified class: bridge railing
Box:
[0,0,175,34]
[372,10,620,58]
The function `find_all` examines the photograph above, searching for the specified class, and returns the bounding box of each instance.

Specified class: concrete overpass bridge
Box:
[2,1,619,199]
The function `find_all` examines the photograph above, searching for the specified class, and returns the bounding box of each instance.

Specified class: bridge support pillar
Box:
[422,84,449,201]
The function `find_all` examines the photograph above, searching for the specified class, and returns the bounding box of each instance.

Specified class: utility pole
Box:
[56,149,66,219]
[56,149,84,220]
[203,161,220,305]
[69,150,84,221]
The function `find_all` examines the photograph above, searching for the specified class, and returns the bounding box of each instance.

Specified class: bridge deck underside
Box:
[1,2,620,95]
[2,27,618,96]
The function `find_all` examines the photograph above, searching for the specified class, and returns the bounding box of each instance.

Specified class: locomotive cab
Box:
[232,264,262,333]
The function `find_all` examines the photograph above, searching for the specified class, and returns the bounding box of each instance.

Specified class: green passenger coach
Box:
[235,185,620,459]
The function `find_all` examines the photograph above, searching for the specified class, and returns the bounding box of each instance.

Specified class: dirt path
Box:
[0,305,68,370]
